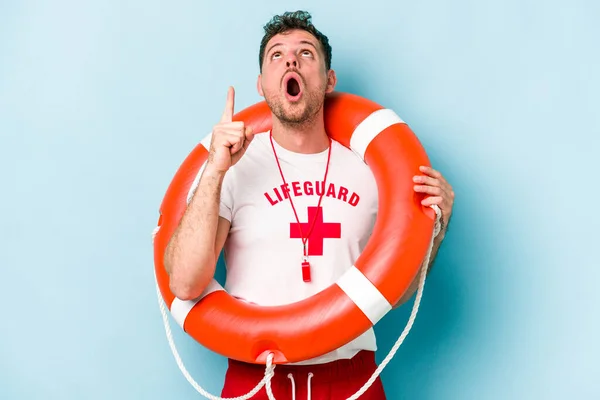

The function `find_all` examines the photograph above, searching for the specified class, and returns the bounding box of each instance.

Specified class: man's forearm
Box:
[164,167,225,300]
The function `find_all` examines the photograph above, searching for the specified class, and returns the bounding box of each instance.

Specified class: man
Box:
[164,10,455,400]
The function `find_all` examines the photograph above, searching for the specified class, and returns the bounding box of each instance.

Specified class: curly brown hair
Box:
[258,10,332,72]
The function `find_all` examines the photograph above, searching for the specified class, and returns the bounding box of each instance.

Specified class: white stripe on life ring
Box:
[336,266,392,325]
[170,279,225,330]
[350,108,405,162]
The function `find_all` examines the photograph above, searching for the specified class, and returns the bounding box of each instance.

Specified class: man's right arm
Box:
[163,166,231,300]
[162,86,252,301]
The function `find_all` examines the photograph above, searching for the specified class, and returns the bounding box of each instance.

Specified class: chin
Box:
[280,103,313,124]
[266,91,323,126]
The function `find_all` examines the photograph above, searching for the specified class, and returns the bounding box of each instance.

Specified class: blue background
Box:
[1,0,599,399]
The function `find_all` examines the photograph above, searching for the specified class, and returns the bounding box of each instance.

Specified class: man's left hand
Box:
[413,165,454,238]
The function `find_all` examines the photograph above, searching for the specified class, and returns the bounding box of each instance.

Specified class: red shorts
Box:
[221,350,386,400]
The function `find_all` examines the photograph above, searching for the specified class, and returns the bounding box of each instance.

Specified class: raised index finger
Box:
[220,86,235,123]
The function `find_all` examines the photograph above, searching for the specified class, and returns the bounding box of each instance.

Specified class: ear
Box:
[325,69,337,94]
[256,74,264,97]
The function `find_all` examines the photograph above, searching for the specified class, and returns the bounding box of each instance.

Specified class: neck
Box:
[270,108,330,154]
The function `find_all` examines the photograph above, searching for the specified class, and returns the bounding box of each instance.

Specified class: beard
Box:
[264,79,326,127]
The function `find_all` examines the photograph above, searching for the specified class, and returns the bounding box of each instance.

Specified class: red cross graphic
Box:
[290,206,341,256]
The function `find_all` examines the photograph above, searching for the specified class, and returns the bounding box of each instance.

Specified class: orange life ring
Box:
[153,91,436,365]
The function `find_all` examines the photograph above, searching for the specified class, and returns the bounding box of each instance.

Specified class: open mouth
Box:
[284,73,303,101]
[287,77,301,97]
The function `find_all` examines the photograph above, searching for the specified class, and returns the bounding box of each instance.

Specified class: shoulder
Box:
[230,131,271,169]
[222,131,271,183]
[243,130,271,159]
[331,139,370,169]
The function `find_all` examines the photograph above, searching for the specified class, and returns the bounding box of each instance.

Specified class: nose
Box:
[285,52,298,68]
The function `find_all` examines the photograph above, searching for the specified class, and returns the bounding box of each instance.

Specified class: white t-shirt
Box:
[218,131,379,365]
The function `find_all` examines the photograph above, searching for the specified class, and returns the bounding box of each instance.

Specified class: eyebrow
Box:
[266,40,319,56]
